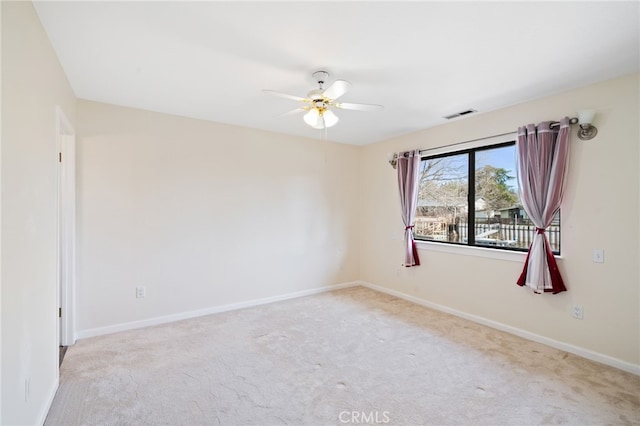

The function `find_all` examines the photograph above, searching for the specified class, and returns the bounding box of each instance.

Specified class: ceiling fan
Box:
[263,71,383,130]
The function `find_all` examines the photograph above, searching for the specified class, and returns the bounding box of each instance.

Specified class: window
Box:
[414,141,561,254]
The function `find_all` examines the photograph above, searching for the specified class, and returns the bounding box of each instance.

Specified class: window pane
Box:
[415,154,468,243]
[473,145,519,248]
[474,144,560,253]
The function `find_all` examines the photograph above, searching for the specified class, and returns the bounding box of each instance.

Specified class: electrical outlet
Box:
[592,249,604,263]
[572,305,584,320]
[136,286,146,298]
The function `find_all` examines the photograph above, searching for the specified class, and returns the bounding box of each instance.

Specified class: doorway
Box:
[57,106,76,351]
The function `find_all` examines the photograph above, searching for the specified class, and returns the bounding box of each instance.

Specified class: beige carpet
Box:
[46,286,639,425]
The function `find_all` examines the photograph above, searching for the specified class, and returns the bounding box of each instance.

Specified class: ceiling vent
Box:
[443,109,477,120]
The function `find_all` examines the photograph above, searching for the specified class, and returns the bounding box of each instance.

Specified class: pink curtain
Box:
[397,150,421,267]
[516,118,570,293]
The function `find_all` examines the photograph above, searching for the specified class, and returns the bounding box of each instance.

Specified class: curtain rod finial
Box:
[389,153,398,169]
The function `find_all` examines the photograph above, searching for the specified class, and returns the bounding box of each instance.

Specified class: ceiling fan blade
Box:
[263,90,307,102]
[322,79,351,100]
[279,107,307,117]
[334,102,384,112]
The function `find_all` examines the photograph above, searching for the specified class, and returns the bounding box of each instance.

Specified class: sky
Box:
[476,144,517,190]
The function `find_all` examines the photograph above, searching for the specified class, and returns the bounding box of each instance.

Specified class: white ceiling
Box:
[34,1,639,145]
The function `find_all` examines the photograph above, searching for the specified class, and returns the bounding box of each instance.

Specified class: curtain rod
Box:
[550,117,579,128]
[390,117,580,168]
[417,130,515,155]
[416,117,579,155]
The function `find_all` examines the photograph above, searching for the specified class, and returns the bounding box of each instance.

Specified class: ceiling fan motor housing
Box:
[309,71,331,105]
[307,89,324,100]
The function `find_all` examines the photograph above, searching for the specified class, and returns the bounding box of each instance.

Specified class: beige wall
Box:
[359,73,640,366]
[1,3,638,422]
[75,100,361,334]
[1,2,77,425]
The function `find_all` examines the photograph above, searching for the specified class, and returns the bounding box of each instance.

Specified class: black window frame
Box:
[414,140,561,255]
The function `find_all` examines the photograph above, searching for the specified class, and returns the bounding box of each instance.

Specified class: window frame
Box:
[414,135,561,255]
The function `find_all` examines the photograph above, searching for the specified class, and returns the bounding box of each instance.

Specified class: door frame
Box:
[57,106,76,347]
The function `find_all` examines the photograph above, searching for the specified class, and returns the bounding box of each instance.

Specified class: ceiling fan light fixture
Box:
[322,109,339,128]
[303,109,320,127]
[303,108,339,130]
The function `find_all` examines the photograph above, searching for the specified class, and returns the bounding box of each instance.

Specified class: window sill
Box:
[415,240,563,263]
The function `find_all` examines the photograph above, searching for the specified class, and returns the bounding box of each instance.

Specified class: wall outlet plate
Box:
[592,249,604,263]
[572,305,584,320]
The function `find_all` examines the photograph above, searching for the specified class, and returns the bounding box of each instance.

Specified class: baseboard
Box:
[74,279,639,375]
[358,281,640,376]
[76,281,359,340]
[39,377,59,425]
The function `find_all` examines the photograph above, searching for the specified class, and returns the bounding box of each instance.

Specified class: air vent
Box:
[443,109,477,120]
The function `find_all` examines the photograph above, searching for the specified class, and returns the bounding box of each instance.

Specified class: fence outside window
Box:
[414,216,560,252]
